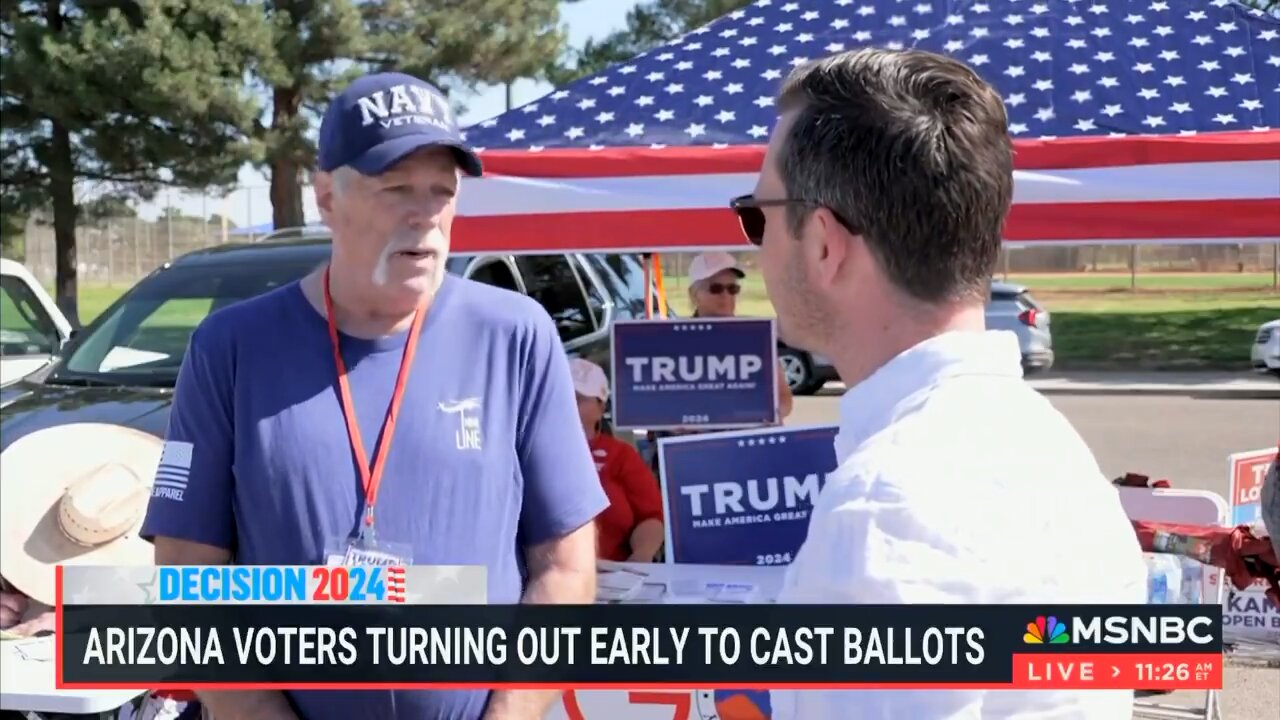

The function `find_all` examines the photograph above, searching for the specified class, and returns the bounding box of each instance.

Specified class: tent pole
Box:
[1273,242,1277,290]
[643,253,653,319]
[653,253,668,318]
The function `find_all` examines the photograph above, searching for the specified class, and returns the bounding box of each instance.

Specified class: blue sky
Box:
[137,0,643,227]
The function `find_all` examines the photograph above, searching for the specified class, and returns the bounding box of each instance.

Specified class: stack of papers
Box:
[706,582,758,603]
[594,560,775,604]
[665,579,760,604]
[1,635,54,663]
[619,583,667,603]
[596,565,648,602]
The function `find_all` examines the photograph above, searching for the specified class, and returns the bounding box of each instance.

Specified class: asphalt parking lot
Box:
[788,389,1279,719]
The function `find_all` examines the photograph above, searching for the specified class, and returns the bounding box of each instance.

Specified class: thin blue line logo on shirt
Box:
[438,397,483,451]
[154,441,193,502]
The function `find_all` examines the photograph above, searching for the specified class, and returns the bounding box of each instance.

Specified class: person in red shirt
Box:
[570,358,665,562]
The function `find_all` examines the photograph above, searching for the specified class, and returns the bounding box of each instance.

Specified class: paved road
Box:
[787,391,1279,719]
[791,390,1278,493]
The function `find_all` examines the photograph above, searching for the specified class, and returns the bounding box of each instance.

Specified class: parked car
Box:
[0,235,657,450]
[777,343,839,396]
[775,280,1054,395]
[1252,319,1280,377]
[988,280,1054,374]
[0,258,73,388]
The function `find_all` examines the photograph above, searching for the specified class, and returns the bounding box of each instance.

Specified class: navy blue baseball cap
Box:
[317,72,483,177]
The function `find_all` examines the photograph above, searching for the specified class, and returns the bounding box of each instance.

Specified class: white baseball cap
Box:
[569,358,609,402]
[688,251,746,284]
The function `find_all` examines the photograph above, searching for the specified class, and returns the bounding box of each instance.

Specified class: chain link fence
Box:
[9,184,1279,290]
[15,187,273,288]
[21,216,224,287]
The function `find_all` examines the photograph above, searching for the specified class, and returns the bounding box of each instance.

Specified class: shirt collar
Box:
[834,330,1024,459]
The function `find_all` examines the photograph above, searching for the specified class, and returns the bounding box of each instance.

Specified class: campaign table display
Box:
[0,636,145,717]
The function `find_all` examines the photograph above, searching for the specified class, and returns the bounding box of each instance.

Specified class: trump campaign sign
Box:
[657,425,839,566]
[609,318,779,431]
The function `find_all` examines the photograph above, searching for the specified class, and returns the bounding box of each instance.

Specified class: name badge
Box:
[324,535,413,567]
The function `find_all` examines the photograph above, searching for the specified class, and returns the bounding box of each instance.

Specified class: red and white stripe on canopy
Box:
[452,129,1280,256]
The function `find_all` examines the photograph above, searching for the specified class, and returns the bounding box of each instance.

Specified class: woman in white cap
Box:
[686,251,794,420]
[570,357,665,563]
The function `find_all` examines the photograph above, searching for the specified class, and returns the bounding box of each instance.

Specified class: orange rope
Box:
[643,255,653,319]
[652,253,668,318]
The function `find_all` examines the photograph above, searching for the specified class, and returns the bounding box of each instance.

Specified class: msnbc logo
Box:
[1024,615,1070,644]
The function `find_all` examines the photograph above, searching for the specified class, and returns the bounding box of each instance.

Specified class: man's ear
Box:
[314,172,336,218]
[808,208,849,289]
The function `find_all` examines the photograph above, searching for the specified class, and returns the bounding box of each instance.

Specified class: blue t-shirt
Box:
[140,274,609,720]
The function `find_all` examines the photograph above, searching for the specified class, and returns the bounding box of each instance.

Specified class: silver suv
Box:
[987,281,1054,373]
[779,281,1054,394]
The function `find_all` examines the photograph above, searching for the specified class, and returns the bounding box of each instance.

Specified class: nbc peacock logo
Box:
[1024,615,1070,644]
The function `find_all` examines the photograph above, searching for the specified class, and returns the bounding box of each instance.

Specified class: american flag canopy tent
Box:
[454,0,1280,255]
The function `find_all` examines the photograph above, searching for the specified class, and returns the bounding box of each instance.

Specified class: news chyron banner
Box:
[57,565,1225,693]
[609,318,778,431]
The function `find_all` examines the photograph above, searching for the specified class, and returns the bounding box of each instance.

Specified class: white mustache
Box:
[372,228,445,285]
[387,227,443,253]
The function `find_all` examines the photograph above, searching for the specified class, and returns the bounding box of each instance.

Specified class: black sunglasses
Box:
[706,282,741,295]
[729,194,857,245]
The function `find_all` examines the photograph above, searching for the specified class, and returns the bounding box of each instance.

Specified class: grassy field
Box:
[64,272,1280,371]
[669,272,1280,371]
[1003,271,1276,292]
[78,285,131,325]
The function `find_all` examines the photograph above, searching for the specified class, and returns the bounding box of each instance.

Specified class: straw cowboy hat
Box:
[0,423,161,606]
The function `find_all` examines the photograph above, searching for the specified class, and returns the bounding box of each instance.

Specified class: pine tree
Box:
[1239,0,1279,14]
[0,0,270,322]
[254,0,573,230]
[548,0,754,84]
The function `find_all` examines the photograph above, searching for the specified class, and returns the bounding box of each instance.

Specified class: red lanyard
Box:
[322,266,428,529]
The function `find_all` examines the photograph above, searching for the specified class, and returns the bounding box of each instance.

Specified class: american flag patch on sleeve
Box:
[153,440,194,501]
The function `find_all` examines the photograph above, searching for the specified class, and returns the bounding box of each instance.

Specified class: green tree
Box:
[80,195,138,222]
[253,0,574,230]
[160,206,203,222]
[0,212,26,260]
[1,0,270,323]
[208,213,237,230]
[548,0,753,84]
[1238,0,1280,15]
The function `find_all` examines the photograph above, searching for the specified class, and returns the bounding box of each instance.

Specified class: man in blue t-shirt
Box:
[141,71,609,720]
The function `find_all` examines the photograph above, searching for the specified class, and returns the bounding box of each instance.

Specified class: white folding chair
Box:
[1116,487,1229,720]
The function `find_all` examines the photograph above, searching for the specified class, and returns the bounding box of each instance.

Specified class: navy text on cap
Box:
[318,72,483,178]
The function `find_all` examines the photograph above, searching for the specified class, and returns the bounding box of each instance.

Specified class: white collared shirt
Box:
[771,330,1148,720]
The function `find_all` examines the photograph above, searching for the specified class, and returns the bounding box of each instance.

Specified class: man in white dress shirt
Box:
[737,48,1149,719]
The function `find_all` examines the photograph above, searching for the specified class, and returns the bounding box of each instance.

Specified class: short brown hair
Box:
[776,48,1013,303]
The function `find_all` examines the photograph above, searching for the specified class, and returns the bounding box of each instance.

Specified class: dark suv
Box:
[454,251,653,371]
[251,226,653,370]
[0,234,658,449]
